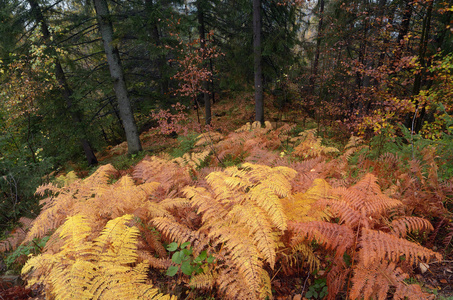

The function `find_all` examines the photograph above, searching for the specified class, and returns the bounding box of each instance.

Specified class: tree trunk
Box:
[28,0,98,165]
[145,0,169,96]
[309,0,324,95]
[412,0,434,132]
[197,0,211,125]
[253,0,264,124]
[93,0,142,154]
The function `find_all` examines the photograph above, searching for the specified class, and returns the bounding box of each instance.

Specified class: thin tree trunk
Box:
[93,0,142,154]
[413,0,433,132]
[253,0,264,124]
[309,0,324,95]
[28,0,98,165]
[145,0,169,96]
[197,0,211,125]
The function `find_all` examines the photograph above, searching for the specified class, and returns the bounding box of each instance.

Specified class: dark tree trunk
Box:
[309,0,324,95]
[197,0,211,125]
[145,0,169,96]
[93,0,142,154]
[28,0,98,165]
[413,0,434,132]
[253,0,264,124]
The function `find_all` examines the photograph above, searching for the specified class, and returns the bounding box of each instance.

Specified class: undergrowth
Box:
[0,121,451,300]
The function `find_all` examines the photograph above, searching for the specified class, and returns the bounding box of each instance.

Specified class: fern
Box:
[292,129,339,159]
[22,214,176,300]
[288,174,441,300]
[154,163,297,299]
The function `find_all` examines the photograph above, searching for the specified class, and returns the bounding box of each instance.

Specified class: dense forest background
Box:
[0,0,452,299]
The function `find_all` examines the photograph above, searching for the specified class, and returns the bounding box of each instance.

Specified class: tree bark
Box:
[28,0,98,165]
[309,0,324,95]
[197,0,211,125]
[93,0,142,154]
[253,0,264,124]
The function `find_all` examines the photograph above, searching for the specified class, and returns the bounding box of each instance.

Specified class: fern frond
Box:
[292,129,339,159]
[58,214,93,256]
[91,215,139,266]
[51,259,96,300]
[323,174,403,223]
[249,184,287,231]
[359,228,442,267]
[195,131,224,146]
[288,242,320,272]
[55,170,79,187]
[217,269,257,299]
[172,150,210,169]
[189,272,218,289]
[0,217,33,252]
[35,182,62,196]
[153,216,204,246]
[390,216,434,238]
[209,225,263,298]
[228,204,278,269]
[350,261,434,300]
[326,263,350,300]
[281,179,331,223]
[289,221,354,260]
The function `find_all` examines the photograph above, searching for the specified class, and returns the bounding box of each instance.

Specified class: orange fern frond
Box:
[390,216,434,238]
[350,261,434,300]
[289,221,354,260]
[359,228,442,267]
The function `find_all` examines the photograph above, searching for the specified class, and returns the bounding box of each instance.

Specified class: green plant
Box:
[171,133,199,158]
[165,242,214,277]
[305,278,328,299]
[5,236,49,270]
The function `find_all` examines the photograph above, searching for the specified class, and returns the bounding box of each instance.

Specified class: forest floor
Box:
[1,93,453,300]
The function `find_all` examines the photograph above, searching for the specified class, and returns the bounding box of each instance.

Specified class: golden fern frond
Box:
[51,259,96,300]
[281,180,330,223]
[55,170,79,187]
[210,225,263,297]
[217,269,257,299]
[183,186,230,224]
[24,193,75,243]
[133,156,191,194]
[153,216,205,246]
[289,221,354,260]
[189,271,218,289]
[94,214,140,265]
[228,204,278,269]
[345,135,364,150]
[82,164,117,191]
[249,184,287,231]
[206,168,250,197]
[286,242,320,272]
[172,150,210,169]
[159,197,192,209]
[316,196,366,228]
[235,122,253,132]
[242,163,297,197]
[58,215,93,256]
[292,129,339,159]
[359,228,442,267]
[390,216,434,238]
[195,131,224,146]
